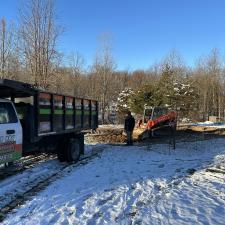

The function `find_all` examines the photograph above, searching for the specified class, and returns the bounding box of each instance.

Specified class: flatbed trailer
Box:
[0,79,98,163]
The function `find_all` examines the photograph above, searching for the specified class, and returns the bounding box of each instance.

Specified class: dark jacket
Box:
[124,114,135,131]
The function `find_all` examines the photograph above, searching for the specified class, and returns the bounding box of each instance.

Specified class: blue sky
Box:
[1,0,225,70]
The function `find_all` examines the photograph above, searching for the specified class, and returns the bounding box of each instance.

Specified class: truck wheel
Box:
[57,139,67,162]
[78,133,84,155]
[66,139,81,162]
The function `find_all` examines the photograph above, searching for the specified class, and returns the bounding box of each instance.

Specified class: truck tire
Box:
[78,133,84,155]
[57,139,67,162]
[66,138,81,162]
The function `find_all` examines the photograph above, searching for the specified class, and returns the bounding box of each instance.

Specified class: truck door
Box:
[0,101,22,164]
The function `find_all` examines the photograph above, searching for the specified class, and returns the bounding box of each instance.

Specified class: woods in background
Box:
[1,0,225,123]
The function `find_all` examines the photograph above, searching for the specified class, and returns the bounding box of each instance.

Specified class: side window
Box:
[152,107,168,119]
[144,108,153,122]
[0,102,18,124]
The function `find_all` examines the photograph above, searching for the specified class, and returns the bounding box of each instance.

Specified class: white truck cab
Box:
[0,99,22,164]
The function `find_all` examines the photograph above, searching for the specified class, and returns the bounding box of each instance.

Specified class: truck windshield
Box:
[0,102,18,124]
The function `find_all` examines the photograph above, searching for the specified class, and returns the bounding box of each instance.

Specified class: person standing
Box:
[124,111,135,145]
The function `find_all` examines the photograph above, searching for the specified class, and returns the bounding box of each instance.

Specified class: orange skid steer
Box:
[133,106,177,141]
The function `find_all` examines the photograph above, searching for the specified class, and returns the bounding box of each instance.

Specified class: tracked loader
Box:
[133,106,177,141]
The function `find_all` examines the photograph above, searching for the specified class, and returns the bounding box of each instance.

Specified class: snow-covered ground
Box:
[2,139,225,225]
[194,121,225,128]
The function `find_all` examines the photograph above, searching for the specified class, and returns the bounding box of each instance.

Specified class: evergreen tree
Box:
[116,88,133,114]
[174,77,199,119]
[156,64,176,108]
[129,84,157,114]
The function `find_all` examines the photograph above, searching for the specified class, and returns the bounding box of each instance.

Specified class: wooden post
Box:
[171,125,176,150]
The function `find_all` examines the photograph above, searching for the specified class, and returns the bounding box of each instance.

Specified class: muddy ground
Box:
[85,124,225,145]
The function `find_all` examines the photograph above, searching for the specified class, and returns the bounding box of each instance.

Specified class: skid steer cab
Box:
[0,99,22,164]
[143,106,177,130]
[133,106,177,141]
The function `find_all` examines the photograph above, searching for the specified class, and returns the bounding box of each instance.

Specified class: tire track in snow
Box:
[0,149,102,223]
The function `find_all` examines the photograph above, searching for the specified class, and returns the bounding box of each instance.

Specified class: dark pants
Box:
[126,130,133,145]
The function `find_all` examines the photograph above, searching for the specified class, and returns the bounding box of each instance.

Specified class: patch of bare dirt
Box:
[85,124,225,144]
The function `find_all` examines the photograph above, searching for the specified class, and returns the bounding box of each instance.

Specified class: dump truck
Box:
[133,106,177,140]
[0,79,98,165]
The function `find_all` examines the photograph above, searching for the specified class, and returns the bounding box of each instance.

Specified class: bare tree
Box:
[68,51,85,96]
[128,70,148,89]
[19,0,62,89]
[194,49,223,120]
[92,34,116,123]
[0,18,15,79]
[206,49,223,118]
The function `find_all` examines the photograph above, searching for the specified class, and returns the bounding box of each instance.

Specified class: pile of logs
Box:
[85,127,126,143]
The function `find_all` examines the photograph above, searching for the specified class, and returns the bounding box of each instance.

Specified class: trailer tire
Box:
[66,138,81,162]
[57,139,67,162]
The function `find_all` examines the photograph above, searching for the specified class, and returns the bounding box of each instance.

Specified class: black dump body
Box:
[0,79,98,153]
